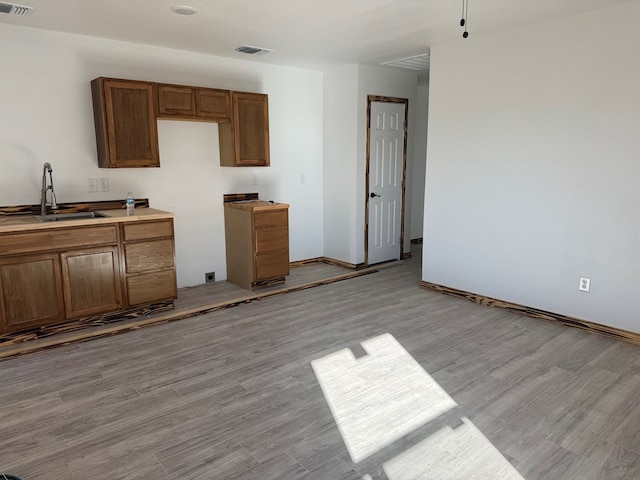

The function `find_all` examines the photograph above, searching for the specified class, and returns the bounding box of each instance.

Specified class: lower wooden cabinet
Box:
[224,202,289,290]
[61,246,122,318]
[0,253,65,332]
[0,215,177,335]
[122,219,177,306]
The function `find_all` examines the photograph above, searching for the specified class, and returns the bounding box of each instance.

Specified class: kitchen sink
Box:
[37,211,108,222]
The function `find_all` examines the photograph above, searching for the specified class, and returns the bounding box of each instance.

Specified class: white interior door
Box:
[367,100,406,265]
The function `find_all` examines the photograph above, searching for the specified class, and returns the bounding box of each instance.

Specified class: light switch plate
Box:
[99,177,109,192]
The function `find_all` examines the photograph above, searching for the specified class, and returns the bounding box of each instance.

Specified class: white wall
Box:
[423,1,640,332]
[0,24,324,287]
[323,65,359,263]
[323,64,420,265]
[410,83,428,240]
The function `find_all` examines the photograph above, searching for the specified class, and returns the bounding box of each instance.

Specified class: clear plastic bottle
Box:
[126,192,135,216]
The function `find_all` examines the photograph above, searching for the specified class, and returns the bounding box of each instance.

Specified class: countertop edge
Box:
[224,202,289,212]
[0,208,174,234]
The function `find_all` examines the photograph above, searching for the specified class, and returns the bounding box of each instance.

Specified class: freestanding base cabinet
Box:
[224,201,289,291]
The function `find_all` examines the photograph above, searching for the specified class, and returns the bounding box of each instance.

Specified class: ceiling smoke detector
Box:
[235,45,273,56]
[171,5,197,15]
[381,53,430,71]
[0,1,34,15]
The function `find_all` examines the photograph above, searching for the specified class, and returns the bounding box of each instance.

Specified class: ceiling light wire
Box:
[460,0,470,38]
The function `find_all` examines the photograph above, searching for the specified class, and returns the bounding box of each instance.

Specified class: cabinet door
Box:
[61,246,123,319]
[219,92,270,167]
[0,254,65,334]
[196,88,230,120]
[91,77,159,168]
[157,84,197,117]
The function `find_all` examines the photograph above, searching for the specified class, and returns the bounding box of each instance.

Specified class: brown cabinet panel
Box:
[91,77,159,168]
[126,270,177,306]
[255,250,290,281]
[196,88,230,120]
[0,254,65,333]
[255,225,289,254]
[157,84,197,117]
[125,239,175,274]
[254,210,288,227]
[0,225,118,256]
[123,219,174,242]
[61,247,122,318]
[220,92,270,167]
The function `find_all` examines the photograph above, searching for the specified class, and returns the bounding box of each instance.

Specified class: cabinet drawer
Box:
[255,250,289,281]
[254,210,287,227]
[125,239,174,273]
[0,225,118,255]
[255,225,288,254]
[123,220,173,241]
[127,270,177,306]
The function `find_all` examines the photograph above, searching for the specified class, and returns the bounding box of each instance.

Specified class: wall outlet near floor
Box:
[88,178,98,193]
[98,177,109,192]
[579,277,591,292]
[205,272,215,283]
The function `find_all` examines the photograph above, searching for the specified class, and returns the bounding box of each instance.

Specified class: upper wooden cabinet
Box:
[219,92,270,167]
[91,78,160,168]
[91,77,269,168]
[157,84,230,121]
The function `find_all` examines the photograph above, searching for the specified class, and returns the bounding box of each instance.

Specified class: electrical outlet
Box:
[88,178,98,193]
[99,177,110,192]
[579,277,591,292]
[252,174,259,186]
[300,173,306,184]
[205,272,215,283]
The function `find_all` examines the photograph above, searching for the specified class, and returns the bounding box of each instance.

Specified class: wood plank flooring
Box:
[1,246,640,479]
[0,260,371,358]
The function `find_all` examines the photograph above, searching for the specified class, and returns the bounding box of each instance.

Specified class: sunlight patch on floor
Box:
[311,333,525,480]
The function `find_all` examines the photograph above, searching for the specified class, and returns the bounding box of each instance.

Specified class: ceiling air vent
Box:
[235,45,272,56]
[381,53,430,71]
[0,2,34,15]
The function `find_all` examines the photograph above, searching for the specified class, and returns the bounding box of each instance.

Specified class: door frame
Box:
[365,95,409,267]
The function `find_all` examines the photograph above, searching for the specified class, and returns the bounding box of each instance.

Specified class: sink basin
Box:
[37,211,107,222]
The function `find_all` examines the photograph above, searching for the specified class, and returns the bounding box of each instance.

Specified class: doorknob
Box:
[370,192,380,198]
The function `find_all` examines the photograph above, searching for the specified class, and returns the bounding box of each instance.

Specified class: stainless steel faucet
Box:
[40,162,58,216]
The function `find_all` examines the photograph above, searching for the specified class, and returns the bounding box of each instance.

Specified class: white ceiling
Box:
[0,0,633,71]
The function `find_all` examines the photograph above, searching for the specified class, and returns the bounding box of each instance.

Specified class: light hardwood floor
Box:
[1,247,639,479]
